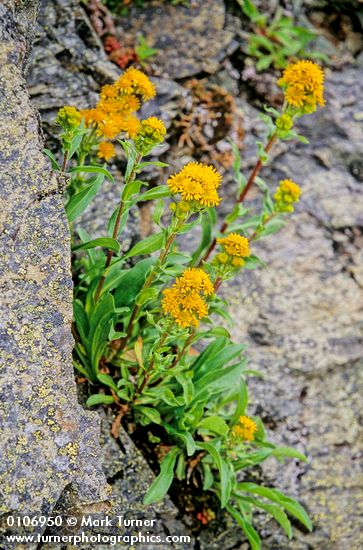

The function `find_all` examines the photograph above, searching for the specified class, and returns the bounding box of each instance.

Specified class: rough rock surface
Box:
[27,0,184,242]
[50,412,193,549]
[117,0,238,79]
[214,59,363,549]
[17,0,363,548]
[0,0,108,531]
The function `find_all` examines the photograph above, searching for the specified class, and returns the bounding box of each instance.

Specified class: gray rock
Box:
[0,0,108,537]
[215,61,363,549]
[37,411,193,549]
[117,0,238,79]
[26,0,185,244]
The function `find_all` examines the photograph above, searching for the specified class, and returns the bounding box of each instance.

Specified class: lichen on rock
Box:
[0,0,108,528]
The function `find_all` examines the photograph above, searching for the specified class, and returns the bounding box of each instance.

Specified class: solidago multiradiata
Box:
[46,60,325,548]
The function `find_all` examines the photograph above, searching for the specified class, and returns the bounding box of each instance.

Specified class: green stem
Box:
[250,212,276,241]
[170,329,195,369]
[136,330,169,397]
[119,216,187,352]
[95,151,142,302]
[201,132,277,264]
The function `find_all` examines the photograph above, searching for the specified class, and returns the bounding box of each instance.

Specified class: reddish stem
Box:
[202,133,277,263]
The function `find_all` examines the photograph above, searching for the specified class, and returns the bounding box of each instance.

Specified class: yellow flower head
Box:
[231,257,245,268]
[217,233,250,259]
[97,142,115,162]
[97,117,121,140]
[231,415,258,442]
[116,67,156,101]
[139,117,167,141]
[167,162,222,208]
[120,115,142,138]
[215,252,229,265]
[56,106,82,129]
[174,268,214,296]
[80,108,105,126]
[134,117,167,153]
[274,179,301,213]
[98,94,141,118]
[162,268,213,329]
[99,84,118,100]
[278,60,325,113]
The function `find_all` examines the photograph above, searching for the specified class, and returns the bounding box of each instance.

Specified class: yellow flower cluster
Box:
[81,67,155,140]
[278,60,325,113]
[116,67,156,101]
[167,162,222,209]
[56,106,82,129]
[134,117,167,153]
[98,142,115,162]
[231,415,258,442]
[139,117,166,141]
[274,179,301,213]
[162,268,214,329]
[216,233,250,268]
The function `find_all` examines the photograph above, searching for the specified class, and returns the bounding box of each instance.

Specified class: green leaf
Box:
[97,373,118,391]
[86,394,115,407]
[72,237,120,253]
[231,381,248,424]
[163,424,196,456]
[202,463,214,491]
[143,448,179,505]
[191,337,228,374]
[69,164,115,183]
[137,161,169,170]
[65,173,104,222]
[124,232,164,258]
[192,362,246,404]
[175,453,186,481]
[237,483,312,531]
[244,254,267,270]
[234,449,275,470]
[68,122,87,158]
[135,286,159,306]
[226,505,261,550]
[257,218,286,238]
[100,266,128,296]
[114,258,154,308]
[197,441,232,508]
[73,299,89,346]
[135,35,158,61]
[44,148,61,171]
[194,343,245,382]
[271,447,307,462]
[137,406,162,425]
[256,55,274,71]
[175,373,194,405]
[88,293,116,374]
[198,416,229,437]
[140,186,171,201]
[152,199,165,226]
[122,179,146,201]
[238,496,293,539]
[225,203,249,224]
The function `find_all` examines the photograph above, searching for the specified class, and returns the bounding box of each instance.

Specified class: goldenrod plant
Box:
[46,60,325,548]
